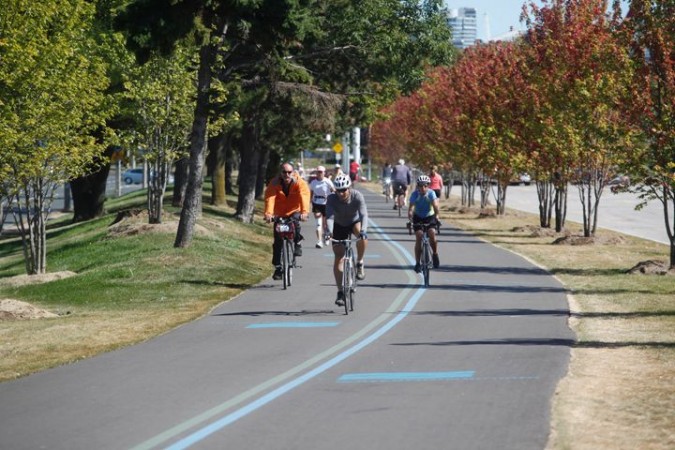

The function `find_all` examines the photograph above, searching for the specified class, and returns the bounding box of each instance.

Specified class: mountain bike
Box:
[274,217,298,289]
[332,238,357,314]
[409,221,440,287]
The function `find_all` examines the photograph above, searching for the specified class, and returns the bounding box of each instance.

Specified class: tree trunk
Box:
[70,147,115,222]
[12,178,54,274]
[665,186,675,269]
[478,173,491,210]
[554,184,567,233]
[255,145,271,199]
[172,156,189,207]
[536,177,554,228]
[208,133,227,206]
[148,141,172,224]
[225,154,235,195]
[495,182,507,215]
[174,42,216,248]
[235,120,260,223]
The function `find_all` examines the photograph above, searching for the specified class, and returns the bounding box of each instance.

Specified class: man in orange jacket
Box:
[264,162,311,280]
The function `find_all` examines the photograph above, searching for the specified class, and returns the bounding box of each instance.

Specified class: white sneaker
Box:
[315,241,323,248]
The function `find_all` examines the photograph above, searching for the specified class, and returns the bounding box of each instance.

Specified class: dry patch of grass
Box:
[438,196,675,450]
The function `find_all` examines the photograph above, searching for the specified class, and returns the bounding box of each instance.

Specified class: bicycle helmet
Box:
[333,174,352,189]
[417,175,431,186]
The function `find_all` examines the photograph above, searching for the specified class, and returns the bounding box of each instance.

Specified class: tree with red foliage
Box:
[522,0,633,235]
[620,0,675,268]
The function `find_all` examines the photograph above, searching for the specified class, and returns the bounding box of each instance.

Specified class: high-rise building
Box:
[447,7,477,50]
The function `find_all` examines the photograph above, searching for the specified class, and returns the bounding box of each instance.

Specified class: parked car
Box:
[510,173,532,186]
[122,168,174,185]
[123,168,145,184]
[608,174,630,193]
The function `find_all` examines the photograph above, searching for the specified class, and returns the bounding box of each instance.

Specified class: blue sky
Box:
[443,1,631,42]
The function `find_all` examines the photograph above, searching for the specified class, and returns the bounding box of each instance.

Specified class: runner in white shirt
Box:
[309,165,335,248]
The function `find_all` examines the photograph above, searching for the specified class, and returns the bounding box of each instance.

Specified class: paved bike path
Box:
[0,187,573,450]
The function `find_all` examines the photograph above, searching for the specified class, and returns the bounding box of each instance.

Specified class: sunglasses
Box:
[417,183,429,188]
[336,188,348,193]
[282,170,293,174]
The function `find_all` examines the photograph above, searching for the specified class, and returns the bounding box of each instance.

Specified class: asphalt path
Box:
[0,187,573,450]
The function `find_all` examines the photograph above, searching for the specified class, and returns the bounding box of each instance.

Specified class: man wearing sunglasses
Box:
[408,174,441,273]
[325,174,369,307]
[264,162,311,280]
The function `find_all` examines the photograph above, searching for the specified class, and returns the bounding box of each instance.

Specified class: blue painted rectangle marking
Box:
[338,371,475,383]
[247,322,339,329]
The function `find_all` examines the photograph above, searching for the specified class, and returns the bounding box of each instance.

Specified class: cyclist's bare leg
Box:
[332,243,346,289]
[352,223,367,263]
[400,189,408,208]
[429,228,438,253]
[314,212,323,242]
[323,215,330,241]
[414,229,423,262]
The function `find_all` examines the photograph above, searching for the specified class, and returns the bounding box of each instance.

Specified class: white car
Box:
[510,172,532,185]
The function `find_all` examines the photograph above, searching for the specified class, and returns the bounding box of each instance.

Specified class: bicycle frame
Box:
[332,238,357,314]
[274,217,298,289]
[413,222,439,287]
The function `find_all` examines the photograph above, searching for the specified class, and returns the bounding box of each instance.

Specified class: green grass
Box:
[0,187,272,380]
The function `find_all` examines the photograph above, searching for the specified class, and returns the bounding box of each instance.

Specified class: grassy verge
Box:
[0,189,272,381]
[432,193,675,450]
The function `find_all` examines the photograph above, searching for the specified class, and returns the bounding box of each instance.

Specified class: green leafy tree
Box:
[120,44,197,223]
[0,0,109,274]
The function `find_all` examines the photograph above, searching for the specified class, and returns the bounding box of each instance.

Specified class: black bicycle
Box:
[274,217,298,289]
[409,221,440,287]
[332,237,357,314]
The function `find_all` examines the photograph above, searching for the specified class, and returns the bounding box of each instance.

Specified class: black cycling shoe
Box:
[335,291,345,307]
[294,243,303,257]
[272,266,283,280]
[414,262,421,273]
[432,253,440,268]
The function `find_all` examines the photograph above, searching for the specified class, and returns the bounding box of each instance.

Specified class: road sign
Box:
[332,142,343,153]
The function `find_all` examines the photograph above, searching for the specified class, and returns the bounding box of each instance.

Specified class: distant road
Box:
[457,184,669,245]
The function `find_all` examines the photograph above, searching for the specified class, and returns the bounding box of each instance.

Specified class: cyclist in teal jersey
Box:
[408,175,441,272]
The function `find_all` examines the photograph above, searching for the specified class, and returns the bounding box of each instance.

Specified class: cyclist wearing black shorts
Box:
[392,158,412,210]
[325,174,369,307]
[309,165,334,248]
[408,175,441,272]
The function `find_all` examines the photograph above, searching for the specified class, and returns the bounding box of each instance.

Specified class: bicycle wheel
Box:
[342,256,351,315]
[348,254,356,311]
[285,239,294,287]
[398,197,402,217]
[422,240,432,287]
[281,239,289,289]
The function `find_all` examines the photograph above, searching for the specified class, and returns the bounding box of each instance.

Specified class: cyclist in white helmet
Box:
[408,174,441,272]
[309,165,334,247]
[325,174,369,307]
